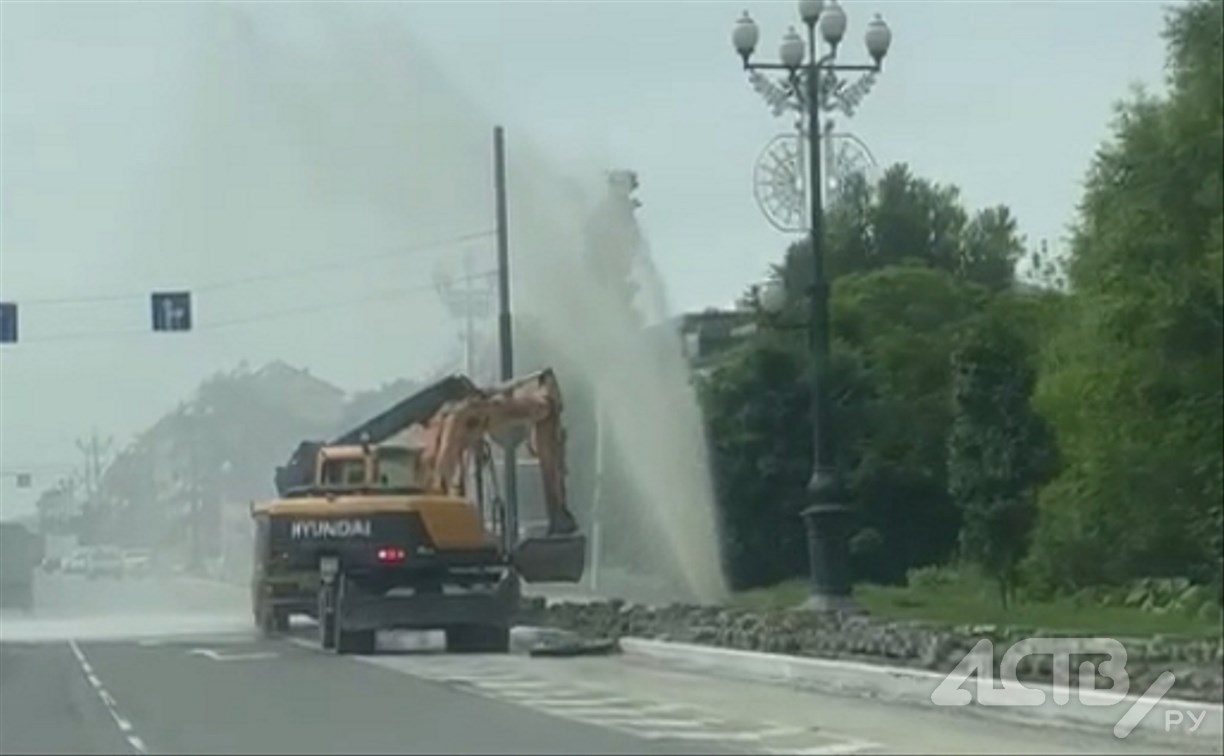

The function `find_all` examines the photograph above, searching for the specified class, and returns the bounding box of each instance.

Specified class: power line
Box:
[0,464,77,473]
[13,230,496,307]
[12,270,497,346]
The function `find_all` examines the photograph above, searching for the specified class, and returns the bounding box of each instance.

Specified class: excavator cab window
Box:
[374,447,421,489]
[320,458,369,487]
[344,462,366,486]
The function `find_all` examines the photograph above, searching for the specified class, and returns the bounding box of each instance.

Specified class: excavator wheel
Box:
[334,628,377,655]
[445,624,511,654]
[255,590,290,637]
[256,604,289,637]
[331,575,377,656]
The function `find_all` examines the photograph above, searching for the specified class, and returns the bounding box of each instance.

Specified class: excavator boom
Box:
[419,368,579,538]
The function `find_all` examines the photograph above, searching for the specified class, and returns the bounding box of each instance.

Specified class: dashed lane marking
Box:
[68,640,149,755]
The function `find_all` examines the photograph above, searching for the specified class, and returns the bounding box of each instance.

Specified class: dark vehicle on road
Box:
[0,522,44,612]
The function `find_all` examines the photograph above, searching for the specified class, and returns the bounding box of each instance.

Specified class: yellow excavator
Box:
[249,368,585,654]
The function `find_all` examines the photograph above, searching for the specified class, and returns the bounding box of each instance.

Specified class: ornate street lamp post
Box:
[733,0,892,611]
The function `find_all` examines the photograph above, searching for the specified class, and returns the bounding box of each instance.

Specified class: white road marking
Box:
[767,743,879,755]
[67,640,150,755]
[353,653,880,753]
[584,717,714,729]
[453,678,554,690]
[286,637,318,652]
[187,648,278,662]
[636,728,774,742]
[281,638,884,754]
[499,695,650,708]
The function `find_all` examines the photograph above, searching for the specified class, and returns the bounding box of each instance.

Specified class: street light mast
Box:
[732,0,892,612]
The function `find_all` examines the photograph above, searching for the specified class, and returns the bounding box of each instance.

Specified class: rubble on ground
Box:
[516,598,1224,703]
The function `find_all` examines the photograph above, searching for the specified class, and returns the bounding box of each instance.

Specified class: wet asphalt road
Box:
[0,637,712,756]
[0,574,718,755]
[2,574,1216,755]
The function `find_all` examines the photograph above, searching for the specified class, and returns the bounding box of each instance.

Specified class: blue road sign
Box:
[151,292,192,332]
[0,302,16,344]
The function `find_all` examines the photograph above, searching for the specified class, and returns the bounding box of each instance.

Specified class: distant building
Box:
[646,309,757,375]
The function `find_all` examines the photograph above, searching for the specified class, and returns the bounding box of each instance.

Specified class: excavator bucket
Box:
[512,533,587,584]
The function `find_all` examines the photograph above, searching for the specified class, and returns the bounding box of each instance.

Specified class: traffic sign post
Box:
[151,292,192,332]
[0,302,17,344]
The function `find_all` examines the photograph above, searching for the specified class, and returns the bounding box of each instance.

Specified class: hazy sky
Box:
[0,0,1173,517]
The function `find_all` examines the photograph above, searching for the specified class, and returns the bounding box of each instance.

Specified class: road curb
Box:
[617,637,1223,749]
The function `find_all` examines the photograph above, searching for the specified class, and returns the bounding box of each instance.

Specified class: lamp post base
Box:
[800,503,860,614]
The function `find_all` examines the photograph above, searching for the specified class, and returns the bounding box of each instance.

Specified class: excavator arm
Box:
[418,368,579,537]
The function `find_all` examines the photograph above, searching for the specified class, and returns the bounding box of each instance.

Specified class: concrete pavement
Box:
[1,574,1215,755]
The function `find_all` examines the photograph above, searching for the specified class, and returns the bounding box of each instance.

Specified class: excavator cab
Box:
[317,450,371,488]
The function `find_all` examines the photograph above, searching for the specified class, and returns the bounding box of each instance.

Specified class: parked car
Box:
[63,549,91,575]
[87,546,125,579]
[122,549,152,578]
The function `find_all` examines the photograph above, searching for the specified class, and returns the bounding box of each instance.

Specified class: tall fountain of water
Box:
[37,2,730,604]
[505,166,730,604]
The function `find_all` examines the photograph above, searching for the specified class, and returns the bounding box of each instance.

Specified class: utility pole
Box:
[434,248,492,379]
[187,429,202,572]
[462,252,477,377]
[493,125,520,551]
[590,396,606,593]
[75,431,114,544]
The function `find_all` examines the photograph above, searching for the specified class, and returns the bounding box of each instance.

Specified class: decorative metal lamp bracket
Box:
[747,68,877,120]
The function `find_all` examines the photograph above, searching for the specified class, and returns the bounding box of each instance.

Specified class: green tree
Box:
[833,267,988,583]
[961,206,1026,292]
[1028,0,1223,591]
[701,265,988,587]
[698,334,814,589]
[948,299,1059,608]
[782,164,1025,291]
[706,161,1031,590]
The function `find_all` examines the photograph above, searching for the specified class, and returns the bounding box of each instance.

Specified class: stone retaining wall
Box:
[517,598,1224,704]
